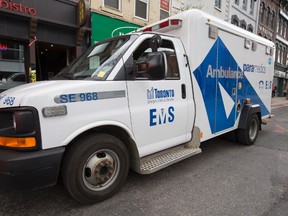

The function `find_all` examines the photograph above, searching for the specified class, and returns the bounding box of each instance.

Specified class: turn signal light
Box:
[0,136,36,148]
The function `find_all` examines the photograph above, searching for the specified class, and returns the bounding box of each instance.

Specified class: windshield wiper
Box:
[53,73,75,80]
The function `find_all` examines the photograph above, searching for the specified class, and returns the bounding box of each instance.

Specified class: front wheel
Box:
[237,114,259,145]
[61,133,129,204]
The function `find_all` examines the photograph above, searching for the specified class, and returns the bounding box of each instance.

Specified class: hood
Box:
[0,80,110,108]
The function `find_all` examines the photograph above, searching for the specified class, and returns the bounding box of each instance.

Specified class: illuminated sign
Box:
[0,43,8,51]
[0,0,37,16]
[77,0,89,27]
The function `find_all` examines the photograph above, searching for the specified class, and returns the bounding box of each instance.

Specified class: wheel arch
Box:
[238,105,262,130]
[63,124,140,171]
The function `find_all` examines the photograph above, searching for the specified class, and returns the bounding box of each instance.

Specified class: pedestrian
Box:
[272,85,277,97]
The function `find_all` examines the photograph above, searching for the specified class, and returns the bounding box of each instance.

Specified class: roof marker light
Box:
[160,20,169,28]
[140,19,182,32]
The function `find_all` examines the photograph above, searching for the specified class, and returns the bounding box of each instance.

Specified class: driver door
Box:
[126,35,190,157]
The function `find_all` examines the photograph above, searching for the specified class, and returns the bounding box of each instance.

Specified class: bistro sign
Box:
[0,0,37,16]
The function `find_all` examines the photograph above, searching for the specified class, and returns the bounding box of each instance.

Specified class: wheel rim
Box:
[83,149,120,191]
[249,119,258,141]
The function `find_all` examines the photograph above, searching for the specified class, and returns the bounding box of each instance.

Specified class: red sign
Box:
[0,43,8,51]
[0,0,37,16]
[160,0,170,11]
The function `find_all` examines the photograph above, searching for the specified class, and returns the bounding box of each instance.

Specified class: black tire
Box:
[237,114,259,145]
[222,130,238,143]
[61,133,129,204]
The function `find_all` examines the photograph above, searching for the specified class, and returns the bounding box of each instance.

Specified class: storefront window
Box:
[0,39,26,93]
[0,41,24,62]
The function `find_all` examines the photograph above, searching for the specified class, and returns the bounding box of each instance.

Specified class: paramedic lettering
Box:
[243,64,266,73]
[0,0,37,16]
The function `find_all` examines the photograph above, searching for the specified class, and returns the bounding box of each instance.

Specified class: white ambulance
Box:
[0,10,274,204]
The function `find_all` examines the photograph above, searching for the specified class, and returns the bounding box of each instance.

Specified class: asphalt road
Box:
[1,105,287,216]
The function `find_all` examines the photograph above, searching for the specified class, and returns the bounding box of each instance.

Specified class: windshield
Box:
[54,34,138,80]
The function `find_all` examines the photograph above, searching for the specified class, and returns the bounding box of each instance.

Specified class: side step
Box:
[138,145,201,174]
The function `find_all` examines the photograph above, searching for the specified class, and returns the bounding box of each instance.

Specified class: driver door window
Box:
[132,39,180,80]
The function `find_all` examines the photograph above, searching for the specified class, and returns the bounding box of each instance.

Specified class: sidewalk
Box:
[271,96,288,108]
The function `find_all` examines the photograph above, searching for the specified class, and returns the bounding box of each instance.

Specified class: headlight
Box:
[13,110,36,133]
[0,107,41,150]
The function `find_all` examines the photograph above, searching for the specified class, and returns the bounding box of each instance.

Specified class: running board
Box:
[137,145,201,174]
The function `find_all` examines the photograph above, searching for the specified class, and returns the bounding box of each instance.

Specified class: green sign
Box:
[91,13,141,44]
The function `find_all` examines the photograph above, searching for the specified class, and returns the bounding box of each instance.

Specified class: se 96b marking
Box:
[55,92,98,104]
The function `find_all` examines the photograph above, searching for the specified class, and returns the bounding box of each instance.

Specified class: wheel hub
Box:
[93,159,114,183]
[84,153,116,188]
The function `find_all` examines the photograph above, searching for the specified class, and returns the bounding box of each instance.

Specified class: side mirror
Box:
[146,52,165,80]
[149,34,162,52]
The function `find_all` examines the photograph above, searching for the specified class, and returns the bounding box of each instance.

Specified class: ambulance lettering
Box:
[206,65,243,79]
[149,106,175,126]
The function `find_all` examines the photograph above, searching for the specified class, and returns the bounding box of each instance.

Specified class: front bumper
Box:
[0,147,65,190]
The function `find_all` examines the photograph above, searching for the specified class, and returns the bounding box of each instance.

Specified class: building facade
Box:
[274,1,288,96]
[90,0,159,44]
[182,0,229,20]
[229,0,261,34]
[257,0,279,41]
[90,0,230,44]
[0,0,90,87]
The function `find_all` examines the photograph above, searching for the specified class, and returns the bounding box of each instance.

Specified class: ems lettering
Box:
[149,106,175,126]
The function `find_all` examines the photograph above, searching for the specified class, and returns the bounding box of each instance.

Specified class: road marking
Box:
[273,124,288,133]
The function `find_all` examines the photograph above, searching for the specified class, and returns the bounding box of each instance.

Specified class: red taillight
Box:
[170,19,180,25]
[160,20,169,28]
[143,27,152,32]
[139,19,182,32]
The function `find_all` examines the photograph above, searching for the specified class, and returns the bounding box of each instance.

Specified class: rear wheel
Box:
[62,133,129,204]
[237,114,259,145]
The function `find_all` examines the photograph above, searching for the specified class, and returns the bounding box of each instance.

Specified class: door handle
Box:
[181,84,186,99]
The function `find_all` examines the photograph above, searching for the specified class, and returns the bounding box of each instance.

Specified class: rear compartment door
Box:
[214,38,238,133]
